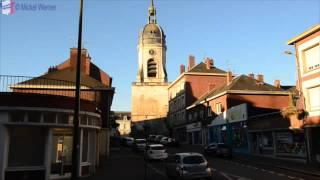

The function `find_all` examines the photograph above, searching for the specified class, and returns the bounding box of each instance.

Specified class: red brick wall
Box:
[185,75,226,106]
[208,95,227,115]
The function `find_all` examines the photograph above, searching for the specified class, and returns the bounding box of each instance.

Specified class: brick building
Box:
[287,24,320,164]
[186,74,298,159]
[167,56,228,143]
[0,48,114,180]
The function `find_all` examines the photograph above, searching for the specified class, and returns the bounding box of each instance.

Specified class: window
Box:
[200,110,204,120]
[10,111,25,122]
[43,112,56,123]
[147,59,157,77]
[8,127,45,167]
[216,103,222,114]
[307,86,320,111]
[28,111,41,123]
[82,130,89,162]
[303,44,320,72]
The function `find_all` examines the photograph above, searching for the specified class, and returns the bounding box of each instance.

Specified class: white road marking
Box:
[220,171,252,180]
[288,176,296,179]
[277,173,285,176]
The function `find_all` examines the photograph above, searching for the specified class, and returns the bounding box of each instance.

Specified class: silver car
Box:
[165,152,213,180]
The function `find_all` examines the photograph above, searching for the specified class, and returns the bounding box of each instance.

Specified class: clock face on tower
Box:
[149,49,155,55]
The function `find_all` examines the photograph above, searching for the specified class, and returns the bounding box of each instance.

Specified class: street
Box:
[85,146,320,180]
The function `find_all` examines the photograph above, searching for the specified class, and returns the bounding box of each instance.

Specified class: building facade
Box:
[131,0,169,125]
[287,24,320,164]
[168,57,228,143]
[186,74,292,156]
[0,48,114,180]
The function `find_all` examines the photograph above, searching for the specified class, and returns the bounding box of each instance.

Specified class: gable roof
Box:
[188,62,227,74]
[19,68,109,89]
[189,75,288,108]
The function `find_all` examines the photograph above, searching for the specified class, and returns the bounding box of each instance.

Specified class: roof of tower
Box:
[140,0,165,44]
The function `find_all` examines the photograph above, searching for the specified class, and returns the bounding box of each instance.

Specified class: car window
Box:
[183,155,205,164]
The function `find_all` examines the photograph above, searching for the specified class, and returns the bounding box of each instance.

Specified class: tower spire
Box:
[148,0,157,24]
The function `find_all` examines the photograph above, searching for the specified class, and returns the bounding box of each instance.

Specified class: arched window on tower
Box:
[147,59,157,77]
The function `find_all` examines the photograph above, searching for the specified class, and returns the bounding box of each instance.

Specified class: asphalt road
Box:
[85,147,319,180]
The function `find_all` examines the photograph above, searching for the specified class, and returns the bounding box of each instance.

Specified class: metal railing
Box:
[0,75,99,102]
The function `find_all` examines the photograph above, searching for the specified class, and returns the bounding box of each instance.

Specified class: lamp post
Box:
[71,0,83,179]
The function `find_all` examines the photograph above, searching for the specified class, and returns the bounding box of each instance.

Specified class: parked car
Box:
[148,135,157,143]
[203,143,218,155]
[145,144,168,160]
[122,137,134,147]
[160,137,169,144]
[166,138,180,147]
[154,135,164,143]
[165,152,213,180]
[216,143,232,158]
[132,138,147,152]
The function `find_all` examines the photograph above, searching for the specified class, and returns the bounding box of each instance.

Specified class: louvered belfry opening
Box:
[147,59,157,77]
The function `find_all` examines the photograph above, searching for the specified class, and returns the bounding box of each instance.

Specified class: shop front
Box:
[248,112,307,162]
[186,122,202,145]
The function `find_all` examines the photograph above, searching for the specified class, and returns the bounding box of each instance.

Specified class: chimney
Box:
[274,80,281,88]
[205,57,214,69]
[248,73,255,79]
[188,55,195,71]
[208,83,215,92]
[227,71,233,85]
[70,48,90,74]
[257,74,264,84]
[180,64,185,74]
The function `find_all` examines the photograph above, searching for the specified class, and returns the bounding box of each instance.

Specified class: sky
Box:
[0,0,319,111]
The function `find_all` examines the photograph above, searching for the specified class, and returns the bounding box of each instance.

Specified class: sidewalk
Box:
[83,148,146,180]
[83,147,166,180]
[176,144,320,178]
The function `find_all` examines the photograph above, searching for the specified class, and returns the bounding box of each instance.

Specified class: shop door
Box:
[50,129,73,178]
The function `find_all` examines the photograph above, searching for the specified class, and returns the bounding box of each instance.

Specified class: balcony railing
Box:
[0,75,101,102]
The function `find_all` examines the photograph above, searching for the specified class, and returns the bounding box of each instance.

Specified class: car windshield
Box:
[151,146,164,150]
[183,155,205,164]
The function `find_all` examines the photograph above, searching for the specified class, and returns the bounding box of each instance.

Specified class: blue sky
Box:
[0,0,319,111]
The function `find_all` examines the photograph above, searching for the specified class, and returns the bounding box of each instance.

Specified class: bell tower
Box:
[136,0,167,83]
[132,0,169,127]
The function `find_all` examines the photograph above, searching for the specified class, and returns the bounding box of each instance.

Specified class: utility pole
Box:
[71,0,84,179]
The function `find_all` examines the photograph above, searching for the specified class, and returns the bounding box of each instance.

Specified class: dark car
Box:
[203,143,218,155]
[216,143,232,158]
[132,138,147,152]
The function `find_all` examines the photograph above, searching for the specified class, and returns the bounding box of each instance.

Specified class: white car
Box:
[160,137,169,144]
[145,144,168,160]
